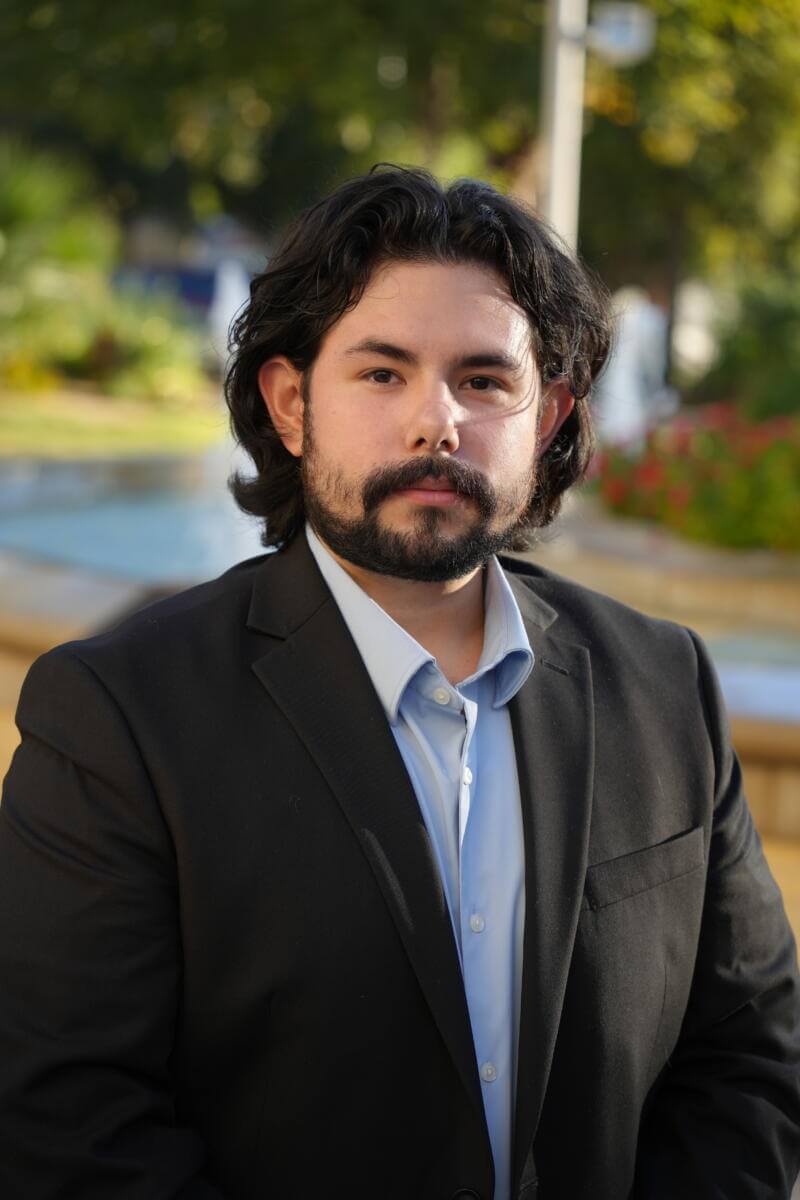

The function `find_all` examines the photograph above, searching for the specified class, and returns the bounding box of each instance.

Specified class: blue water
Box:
[0,443,265,585]
[0,489,265,585]
[708,634,800,723]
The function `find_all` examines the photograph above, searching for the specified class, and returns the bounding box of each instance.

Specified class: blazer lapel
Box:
[505,572,595,1192]
[246,535,486,1125]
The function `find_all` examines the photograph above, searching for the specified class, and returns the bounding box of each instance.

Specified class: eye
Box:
[364,368,400,385]
[465,376,502,392]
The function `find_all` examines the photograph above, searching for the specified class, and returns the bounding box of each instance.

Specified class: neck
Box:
[323,542,487,684]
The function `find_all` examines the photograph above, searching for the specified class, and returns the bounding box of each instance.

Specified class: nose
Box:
[404,383,461,455]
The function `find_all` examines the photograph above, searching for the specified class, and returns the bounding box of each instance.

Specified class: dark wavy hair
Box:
[225,164,613,548]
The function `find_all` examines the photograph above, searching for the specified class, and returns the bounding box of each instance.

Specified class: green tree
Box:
[581,0,800,284]
[0,0,544,227]
[2,0,800,289]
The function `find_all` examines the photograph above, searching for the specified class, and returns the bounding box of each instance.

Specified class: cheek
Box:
[313,397,400,463]
[308,410,393,481]
[308,399,357,453]
[470,416,538,472]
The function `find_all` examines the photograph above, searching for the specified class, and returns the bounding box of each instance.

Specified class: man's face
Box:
[265,259,572,581]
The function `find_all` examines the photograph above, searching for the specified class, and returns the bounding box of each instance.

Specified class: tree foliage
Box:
[0,1,543,227]
[1,0,800,285]
[0,139,207,405]
[690,272,800,419]
[581,0,800,283]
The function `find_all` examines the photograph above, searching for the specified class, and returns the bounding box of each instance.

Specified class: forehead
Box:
[323,259,534,359]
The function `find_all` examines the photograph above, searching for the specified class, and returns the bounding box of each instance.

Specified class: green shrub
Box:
[691,273,800,420]
[0,139,118,275]
[597,404,800,552]
[0,139,207,407]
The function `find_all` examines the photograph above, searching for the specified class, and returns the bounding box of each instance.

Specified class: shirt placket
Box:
[457,695,477,854]
[458,682,508,1121]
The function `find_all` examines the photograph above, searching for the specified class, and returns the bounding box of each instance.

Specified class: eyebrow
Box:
[342,338,522,374]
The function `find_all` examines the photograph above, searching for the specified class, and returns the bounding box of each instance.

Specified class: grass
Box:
[0,388,228,458]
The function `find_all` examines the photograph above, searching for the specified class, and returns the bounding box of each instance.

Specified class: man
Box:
[0,167,798,1200]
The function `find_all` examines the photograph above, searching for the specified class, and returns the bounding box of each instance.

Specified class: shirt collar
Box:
[466,554,534,707]
[306,523,533,722]
[306,524,431,723]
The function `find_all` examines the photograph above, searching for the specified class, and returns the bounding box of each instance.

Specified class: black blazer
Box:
[1,531,799,1200]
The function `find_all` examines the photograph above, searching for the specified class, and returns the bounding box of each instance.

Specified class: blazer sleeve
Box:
[0,647,229,1199]
[633,630,800,1198]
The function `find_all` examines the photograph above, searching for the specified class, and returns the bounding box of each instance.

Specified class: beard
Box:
[302,432,538,583]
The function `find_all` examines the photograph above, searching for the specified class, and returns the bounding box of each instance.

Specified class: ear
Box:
[258,356,305,457]
[537,379,575,455]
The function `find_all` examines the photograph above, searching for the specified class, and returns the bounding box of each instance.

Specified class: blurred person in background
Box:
[1,167,798,1200]
[593,281,679,451]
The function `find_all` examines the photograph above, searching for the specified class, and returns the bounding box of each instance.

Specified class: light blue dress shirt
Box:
[306,525,533,1200]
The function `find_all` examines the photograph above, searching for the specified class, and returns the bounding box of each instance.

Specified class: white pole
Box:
[539,0,589,253]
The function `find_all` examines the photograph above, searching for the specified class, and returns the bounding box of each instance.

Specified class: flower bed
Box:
[596,404,800,552]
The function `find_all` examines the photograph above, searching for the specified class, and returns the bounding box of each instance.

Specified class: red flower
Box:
[602,477,629,506]
[700,402,738,431]
[634,460,666,490]
[667,484,691,510]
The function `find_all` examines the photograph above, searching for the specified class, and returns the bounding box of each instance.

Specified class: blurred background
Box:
[0,0,798,943]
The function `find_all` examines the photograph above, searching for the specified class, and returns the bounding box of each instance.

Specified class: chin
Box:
[386,507,472,535]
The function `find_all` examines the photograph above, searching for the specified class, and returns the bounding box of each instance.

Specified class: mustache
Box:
[361,457,496,519]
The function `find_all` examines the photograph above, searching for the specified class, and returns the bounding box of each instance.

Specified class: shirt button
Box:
[432,687,450,706]
[463,767,473,785]
[469,913,485,933]
[480,1062,497,1083]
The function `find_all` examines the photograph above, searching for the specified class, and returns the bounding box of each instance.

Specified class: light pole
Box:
[539,0,589,255]
[539,1,656,253]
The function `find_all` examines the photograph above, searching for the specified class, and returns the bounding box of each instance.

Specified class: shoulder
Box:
[19,552,276,712]
[499,555,714,706]
[501,557,734,791]
[501,555,693,650]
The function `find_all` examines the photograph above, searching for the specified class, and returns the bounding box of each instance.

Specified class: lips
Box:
[398,476,457,493]
[392,476,464,507]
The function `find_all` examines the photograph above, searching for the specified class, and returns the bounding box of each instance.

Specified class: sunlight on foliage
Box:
[0,139,210,413]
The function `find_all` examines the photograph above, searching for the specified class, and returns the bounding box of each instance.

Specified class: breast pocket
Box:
[582,824,705,912]
[570,824,708,1103]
